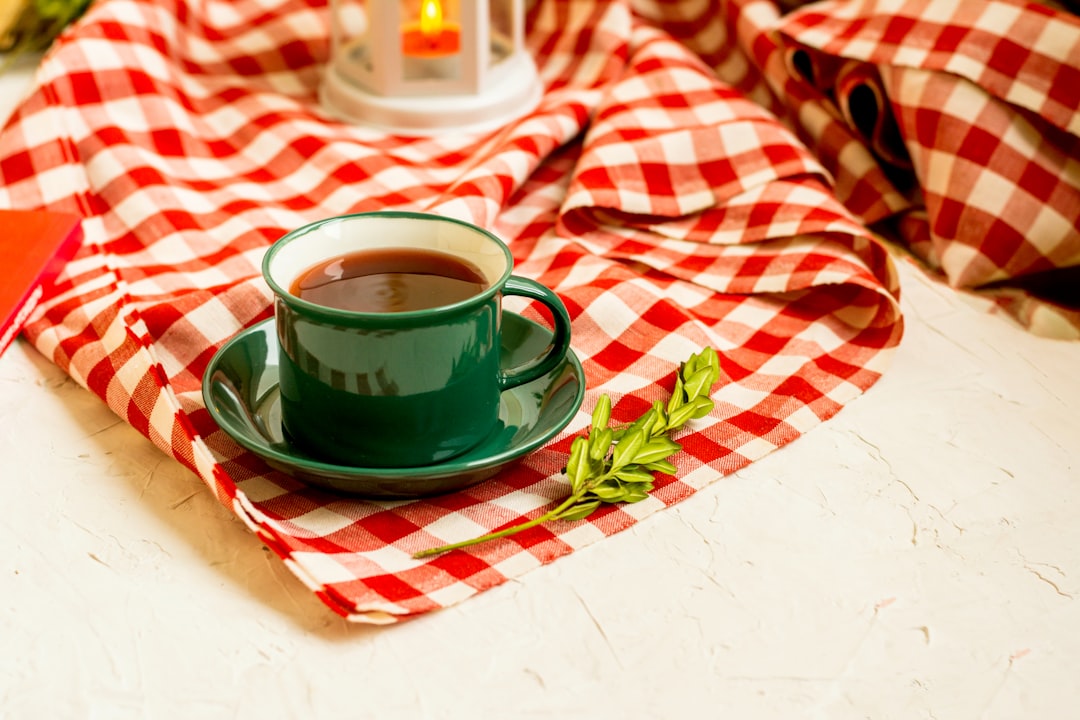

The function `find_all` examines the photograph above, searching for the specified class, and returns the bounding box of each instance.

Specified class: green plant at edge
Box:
[414,346,721,558]
[1,0,92,72]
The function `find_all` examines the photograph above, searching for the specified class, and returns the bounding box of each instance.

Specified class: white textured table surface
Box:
[3,58,1080,719]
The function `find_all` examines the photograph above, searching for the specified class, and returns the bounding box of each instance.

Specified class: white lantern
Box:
[321,0,543,134]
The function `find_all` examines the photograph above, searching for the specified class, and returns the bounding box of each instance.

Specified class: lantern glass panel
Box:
[327,0,370,90]
[489,0,513,65]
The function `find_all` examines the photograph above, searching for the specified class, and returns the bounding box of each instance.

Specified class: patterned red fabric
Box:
[640,0,1080,335]
[767,0,1080,336]
[0,0,904,622]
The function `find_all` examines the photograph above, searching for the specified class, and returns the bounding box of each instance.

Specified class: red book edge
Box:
[0,209,84,357]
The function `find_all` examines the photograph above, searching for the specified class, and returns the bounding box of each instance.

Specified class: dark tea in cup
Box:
[289,248,488,313]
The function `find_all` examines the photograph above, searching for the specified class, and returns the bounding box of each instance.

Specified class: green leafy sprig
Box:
[1,0,92,72]
[413,347,721,558]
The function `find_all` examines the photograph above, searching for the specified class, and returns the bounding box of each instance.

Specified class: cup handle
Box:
[499,275,573,391]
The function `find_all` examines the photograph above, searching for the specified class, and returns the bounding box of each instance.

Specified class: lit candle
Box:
[402,0,461,57]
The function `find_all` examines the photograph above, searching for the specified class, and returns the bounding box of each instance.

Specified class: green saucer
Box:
[202,314,585,498]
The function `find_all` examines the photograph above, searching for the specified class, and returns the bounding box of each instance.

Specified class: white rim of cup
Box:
[262,211,514,322]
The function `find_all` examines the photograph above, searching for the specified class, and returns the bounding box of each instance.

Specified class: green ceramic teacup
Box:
[262,211,572,468]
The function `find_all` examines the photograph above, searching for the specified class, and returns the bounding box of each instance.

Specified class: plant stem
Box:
[412,490,585,559]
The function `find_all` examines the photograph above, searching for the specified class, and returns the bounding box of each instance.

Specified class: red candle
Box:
[402,0,460,57]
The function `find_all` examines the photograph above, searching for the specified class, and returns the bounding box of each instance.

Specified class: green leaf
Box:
[702,347,721,376]
[643,459,678,474]
[589,427,613,461]
[556,499,602,522]
[689,396,715,419]
[591,393,611,431]
[667,375,685,415]
[634,436,682,464]
[624,408,655,439]
[611,427,646,469]
[33,0,88,23]
[565,436,590,494]
[683,367,714,400]
[683,347,720,385]
[649,400,669,437]
[620,485,651,503]
[613,467,655,484]
[666,401,699,431]
[589,480,631,502]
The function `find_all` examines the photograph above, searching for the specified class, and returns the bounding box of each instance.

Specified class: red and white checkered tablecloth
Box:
[627,1,1080,337]
[764,0,1080,336]
[0,0,909,623]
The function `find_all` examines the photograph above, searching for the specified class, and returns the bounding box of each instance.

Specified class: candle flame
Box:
[419,0,443,41]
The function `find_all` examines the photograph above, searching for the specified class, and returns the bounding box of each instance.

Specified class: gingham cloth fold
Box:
[0,0,901,623]
[768,0,1080,337]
